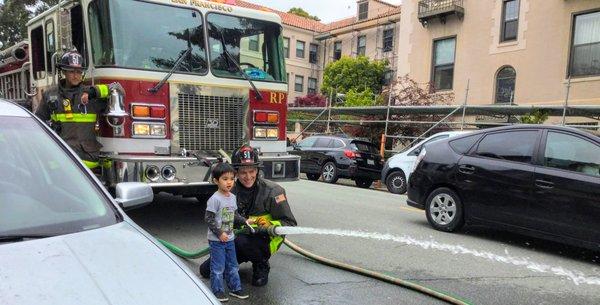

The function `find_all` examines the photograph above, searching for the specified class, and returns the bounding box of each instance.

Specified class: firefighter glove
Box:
[256,216,271,228]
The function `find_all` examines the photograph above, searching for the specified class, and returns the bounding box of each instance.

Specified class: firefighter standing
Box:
[200,145,297,286]
[34,51,113,169]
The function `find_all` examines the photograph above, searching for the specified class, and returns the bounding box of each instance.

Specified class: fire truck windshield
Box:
[88,0,208,74]
[207,13,286,83]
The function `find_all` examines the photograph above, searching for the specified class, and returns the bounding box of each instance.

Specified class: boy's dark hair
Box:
[212,162,236,180]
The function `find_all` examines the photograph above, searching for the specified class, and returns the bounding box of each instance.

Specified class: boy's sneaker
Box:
[214,292,229,302]
[229,289,249,299]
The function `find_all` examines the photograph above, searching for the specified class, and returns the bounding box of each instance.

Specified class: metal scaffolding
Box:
[288,102,600,152]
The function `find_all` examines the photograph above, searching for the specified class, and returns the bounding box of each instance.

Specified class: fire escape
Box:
[418,0,465,26]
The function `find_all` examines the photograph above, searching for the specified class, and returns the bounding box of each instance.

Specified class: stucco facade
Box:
[397,0,600,109]
[282,26,323,103]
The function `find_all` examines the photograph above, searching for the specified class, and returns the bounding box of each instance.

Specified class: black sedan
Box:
[407,125,600,250]
[289,135,383,188]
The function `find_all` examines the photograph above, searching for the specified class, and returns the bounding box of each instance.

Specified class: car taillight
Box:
[413,148,427,171]
[344,150,361,159]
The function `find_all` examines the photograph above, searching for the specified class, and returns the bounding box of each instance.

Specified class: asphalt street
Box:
[128,179,600,305]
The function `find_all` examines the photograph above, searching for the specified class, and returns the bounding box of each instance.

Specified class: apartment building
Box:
[237,0,401,104]
[396,0,600,112]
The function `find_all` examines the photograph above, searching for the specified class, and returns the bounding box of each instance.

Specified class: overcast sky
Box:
[249,0,402,23]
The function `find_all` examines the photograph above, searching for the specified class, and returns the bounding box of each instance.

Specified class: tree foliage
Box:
[0,0,58,49]
[341,75,455,149]
[321,56,388,96]
[344,88,384,107]
[287,7,320,21]
[519,109,549,124]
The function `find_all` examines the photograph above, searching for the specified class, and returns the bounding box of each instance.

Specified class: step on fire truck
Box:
[0,0,300,199]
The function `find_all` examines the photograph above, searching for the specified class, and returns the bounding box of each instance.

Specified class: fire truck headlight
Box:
[150,124,166,136]
[145,165,160,182]
[133,123,166,138]
[161,165,177,181]
[254,127,267,138]
[133,123,150,136]
[266,127,278,138]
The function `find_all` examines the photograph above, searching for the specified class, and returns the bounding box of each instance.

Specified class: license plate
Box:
[367,159,375,165]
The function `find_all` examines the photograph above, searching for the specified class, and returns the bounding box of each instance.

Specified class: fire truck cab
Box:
[12,0,299,198]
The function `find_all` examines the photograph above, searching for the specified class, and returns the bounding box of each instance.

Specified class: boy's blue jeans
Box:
[209,240,242,293]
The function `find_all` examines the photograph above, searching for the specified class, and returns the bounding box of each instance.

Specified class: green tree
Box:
[519,109,549,124]
[287,7,320,21]
[0,0,58,49]
[321,56,388,97]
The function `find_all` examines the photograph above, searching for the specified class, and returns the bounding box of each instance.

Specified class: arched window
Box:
[495,66,516,104]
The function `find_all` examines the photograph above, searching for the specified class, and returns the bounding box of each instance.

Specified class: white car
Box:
[382,131,470,194]
[0,100,219,305]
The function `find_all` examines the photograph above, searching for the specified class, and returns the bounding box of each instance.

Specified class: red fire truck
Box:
[0,0,299,199]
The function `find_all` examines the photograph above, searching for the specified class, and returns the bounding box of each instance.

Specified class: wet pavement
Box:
[128,179,600,305]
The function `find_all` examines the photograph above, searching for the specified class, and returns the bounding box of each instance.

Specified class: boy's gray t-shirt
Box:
[206,192,237,242]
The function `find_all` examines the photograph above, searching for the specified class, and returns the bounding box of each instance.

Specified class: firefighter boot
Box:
[199,258,210,279]
[252,261,270,287]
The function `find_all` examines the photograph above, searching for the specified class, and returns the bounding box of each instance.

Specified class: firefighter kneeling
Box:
[34,50,121,169]
[200,145,297,286]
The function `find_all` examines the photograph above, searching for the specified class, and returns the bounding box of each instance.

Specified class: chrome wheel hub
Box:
[429,194,456,225]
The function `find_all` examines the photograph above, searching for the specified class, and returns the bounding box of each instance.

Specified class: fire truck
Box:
[0,0,300,198]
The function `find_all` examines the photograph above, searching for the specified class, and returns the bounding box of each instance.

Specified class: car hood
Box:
[0,222,216,305]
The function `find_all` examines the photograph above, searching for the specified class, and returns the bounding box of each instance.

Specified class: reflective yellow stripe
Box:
[96,84,109,99]
[84,159,112,169]
[83,160,99,169]
[51,113,97,123]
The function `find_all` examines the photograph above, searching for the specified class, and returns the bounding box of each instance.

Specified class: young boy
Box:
[205,162,251,302]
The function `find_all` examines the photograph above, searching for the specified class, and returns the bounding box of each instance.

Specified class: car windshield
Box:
[207,13,286,82]
[0,117,119,237]
[88,0,208,74]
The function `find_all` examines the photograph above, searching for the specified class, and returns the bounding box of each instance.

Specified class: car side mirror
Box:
[115,182,153,210]
[411,147,421,156]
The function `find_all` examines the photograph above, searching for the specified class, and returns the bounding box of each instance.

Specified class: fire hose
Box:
[157,227,472,305]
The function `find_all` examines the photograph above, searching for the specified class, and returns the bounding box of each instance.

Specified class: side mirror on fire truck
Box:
[105,83,128,128]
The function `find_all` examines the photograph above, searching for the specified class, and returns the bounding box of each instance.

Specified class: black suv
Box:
[290,136,383,188]
[408,125,600,250]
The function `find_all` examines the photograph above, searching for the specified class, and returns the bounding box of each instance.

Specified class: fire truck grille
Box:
[178,94,244,151]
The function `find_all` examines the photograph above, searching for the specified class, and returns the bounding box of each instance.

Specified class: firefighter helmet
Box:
[231,145,262,169]
[58,51,85,71]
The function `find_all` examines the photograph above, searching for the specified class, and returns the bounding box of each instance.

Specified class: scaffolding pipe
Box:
[407,105,464,147]
[292,107,329,142]
[460,79,470,130]
[562,77,571,126]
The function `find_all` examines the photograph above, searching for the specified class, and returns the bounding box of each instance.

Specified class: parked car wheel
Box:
[425,187,464,232]
[306,173,320,181]
[355,178,373,189]
[321,162,339,184]
[385,171,407,194]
